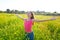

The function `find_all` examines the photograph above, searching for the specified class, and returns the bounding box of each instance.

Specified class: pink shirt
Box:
[24,19,33,33]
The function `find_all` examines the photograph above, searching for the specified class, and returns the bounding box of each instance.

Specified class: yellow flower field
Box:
[0,13,60,40]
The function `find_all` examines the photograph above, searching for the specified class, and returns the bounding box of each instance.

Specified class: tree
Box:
[36,10,40,13]
[10,10,15,13]
[20,11,25,13]
[15,10,18,14]
[0,11,3,13]
[6,9,10,13]
[54,11,57,13]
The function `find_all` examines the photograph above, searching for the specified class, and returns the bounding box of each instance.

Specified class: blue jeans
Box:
[25,32,34,40]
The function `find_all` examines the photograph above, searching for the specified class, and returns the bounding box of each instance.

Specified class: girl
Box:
[15,12,56,40]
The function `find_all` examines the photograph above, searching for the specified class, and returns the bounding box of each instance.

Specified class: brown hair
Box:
[30,12,34,19]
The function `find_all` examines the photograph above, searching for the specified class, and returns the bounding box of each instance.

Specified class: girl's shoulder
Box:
[24,19,33,21]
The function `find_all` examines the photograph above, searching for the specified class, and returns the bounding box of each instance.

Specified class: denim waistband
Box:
[25,31,33,34]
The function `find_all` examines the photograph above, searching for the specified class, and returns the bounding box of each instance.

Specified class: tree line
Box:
[0,9,25,14]
[0,9,60,16]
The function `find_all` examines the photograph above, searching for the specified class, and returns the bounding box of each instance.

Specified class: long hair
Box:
[30,12,34,19]
[30,12,34,25]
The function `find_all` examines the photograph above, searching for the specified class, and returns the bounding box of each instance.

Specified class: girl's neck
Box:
[26,18,31,21]
[28,17,31,19]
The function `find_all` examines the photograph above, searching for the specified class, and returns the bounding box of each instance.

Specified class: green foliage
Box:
[0,13,60,40]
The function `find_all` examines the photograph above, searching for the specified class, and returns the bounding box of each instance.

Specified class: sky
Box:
[0,0,60,13]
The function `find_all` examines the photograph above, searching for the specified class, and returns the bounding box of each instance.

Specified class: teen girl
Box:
[15,11,56,40]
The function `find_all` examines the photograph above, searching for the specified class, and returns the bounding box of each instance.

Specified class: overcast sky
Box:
[0,0,60,12]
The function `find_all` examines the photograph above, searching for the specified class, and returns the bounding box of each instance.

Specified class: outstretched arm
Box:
[33,16,56,22]
[15,14,25,20]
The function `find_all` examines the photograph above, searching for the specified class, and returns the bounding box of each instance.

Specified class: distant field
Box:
[0,13,60,40]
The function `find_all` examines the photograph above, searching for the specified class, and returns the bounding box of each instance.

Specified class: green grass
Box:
[0,13,60,40]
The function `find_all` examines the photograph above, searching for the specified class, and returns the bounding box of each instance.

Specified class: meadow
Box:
[0,13,60,40]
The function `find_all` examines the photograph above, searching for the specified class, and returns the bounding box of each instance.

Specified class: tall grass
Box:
[0,13,60,40]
